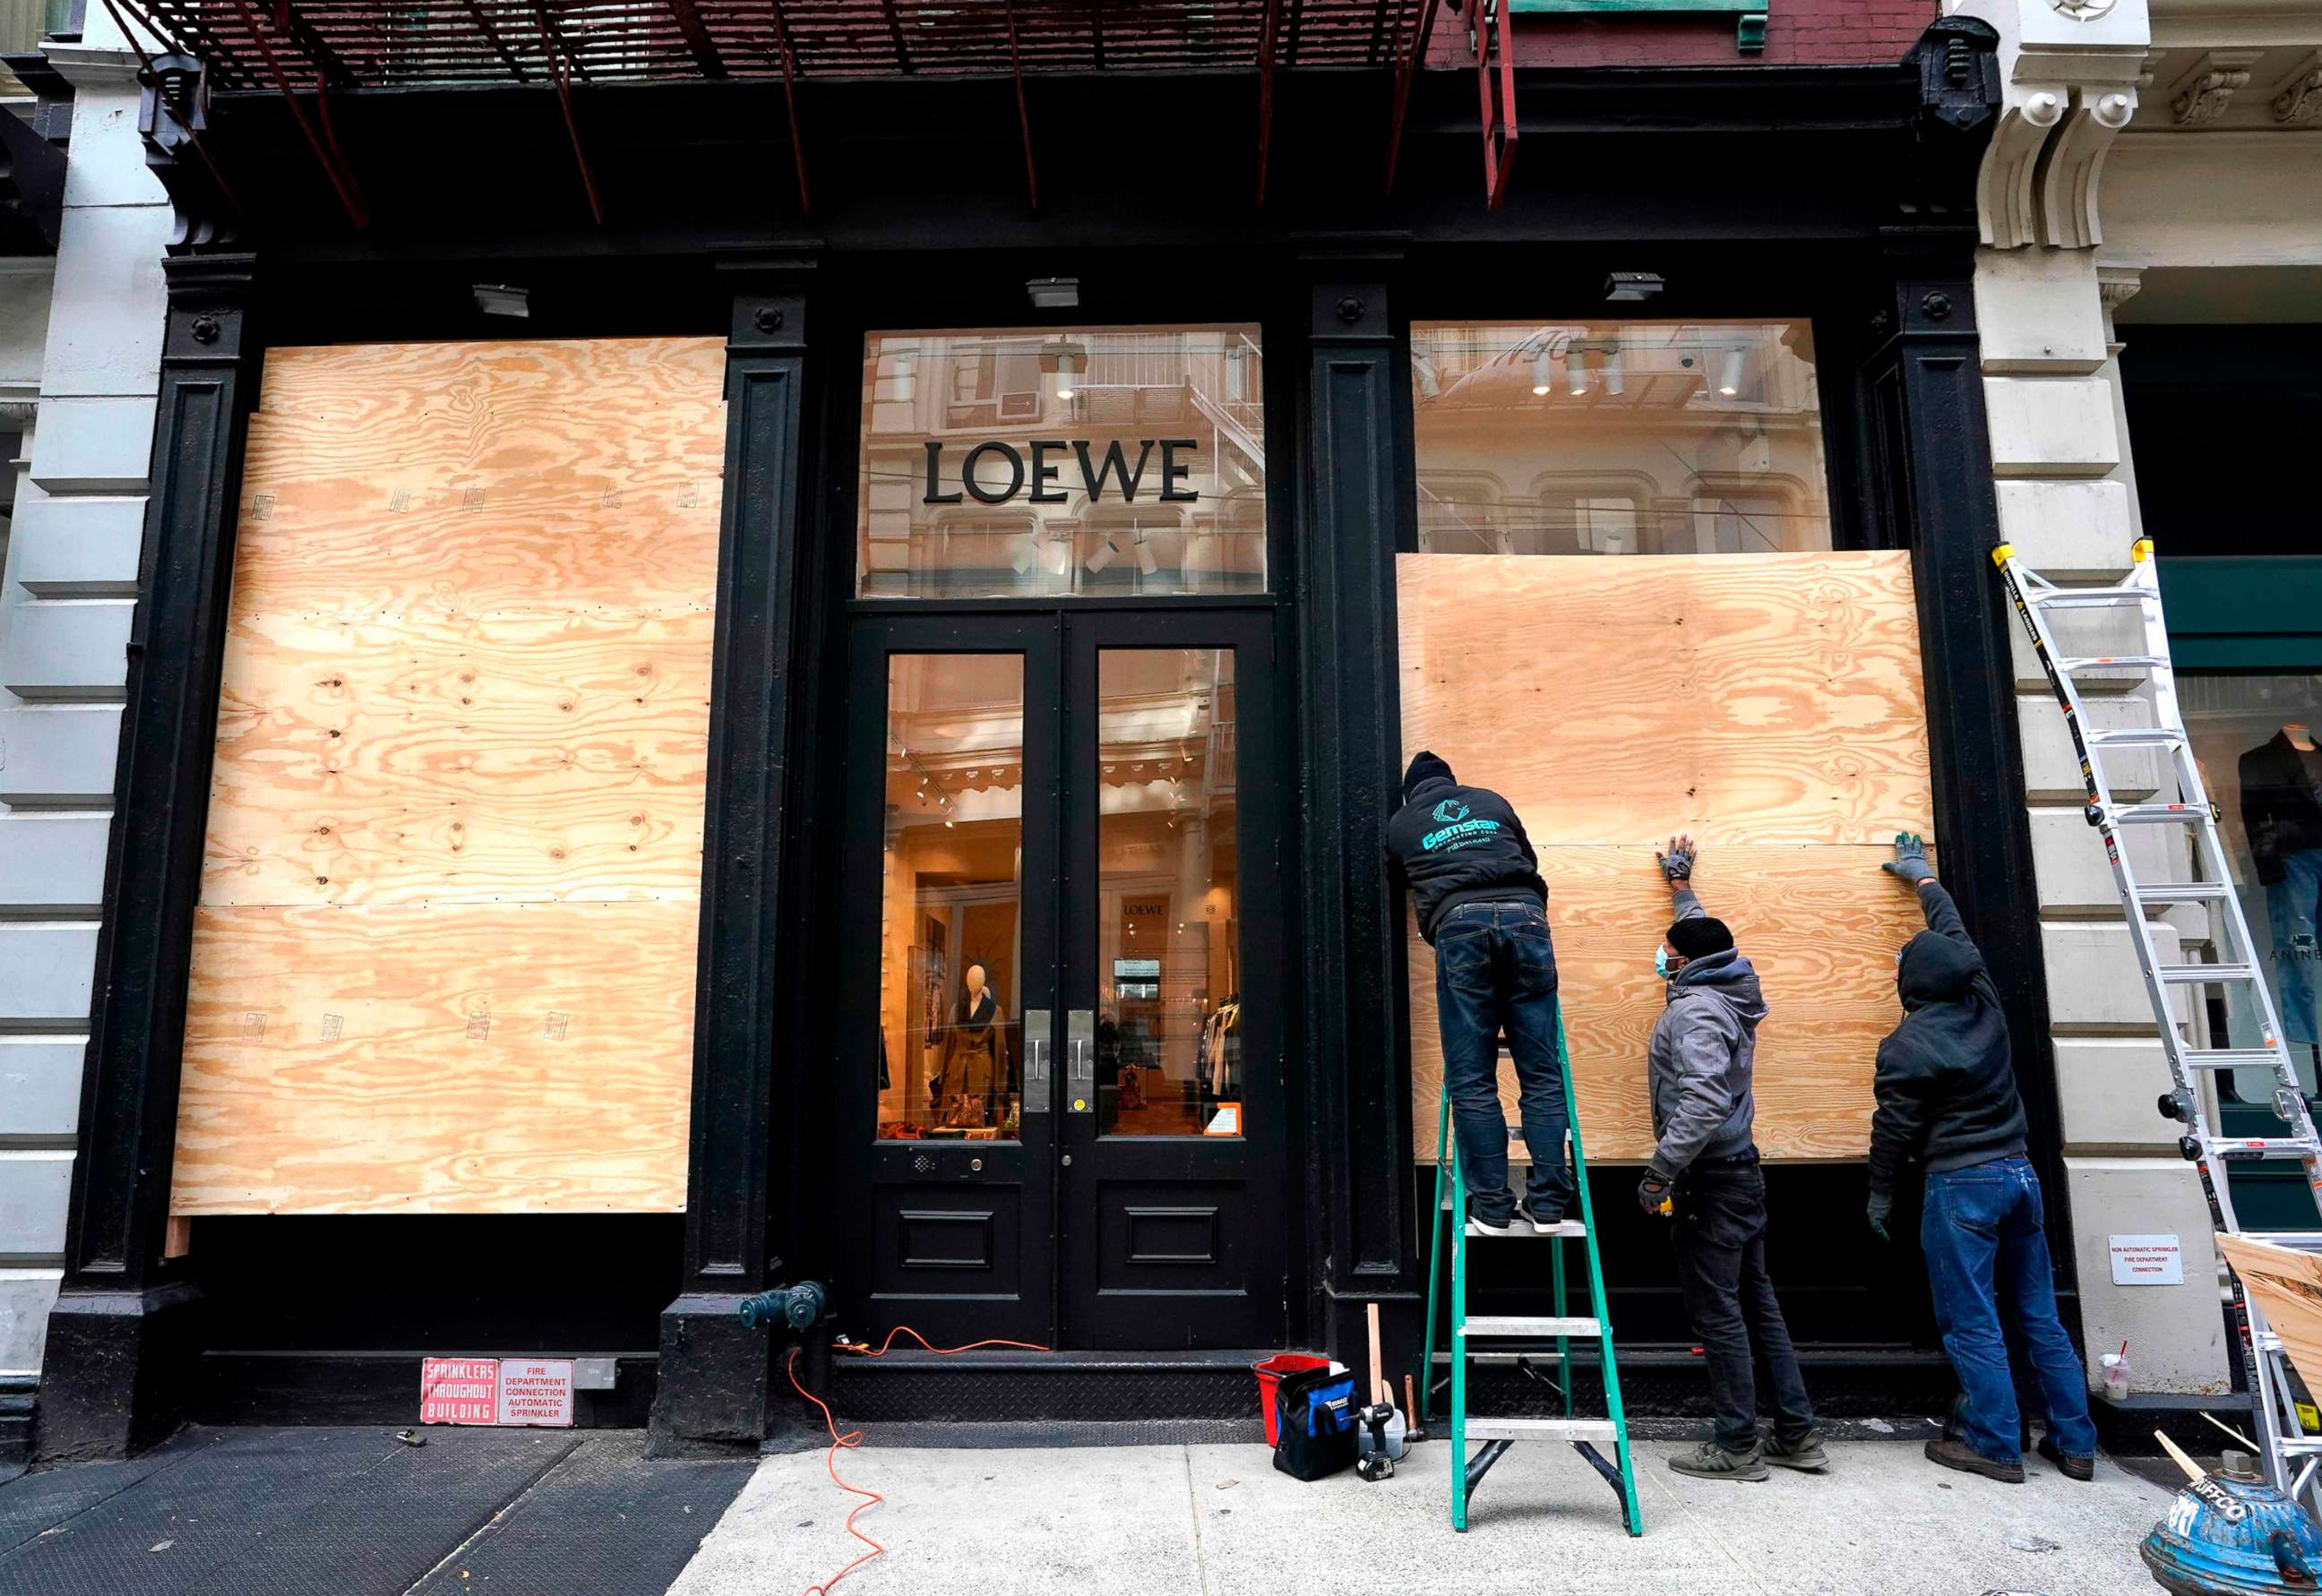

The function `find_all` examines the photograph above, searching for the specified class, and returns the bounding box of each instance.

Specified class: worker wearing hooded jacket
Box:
[1385,751,1574,1232]
[1643,837,1823,1482]
[1871,833,2098,1485]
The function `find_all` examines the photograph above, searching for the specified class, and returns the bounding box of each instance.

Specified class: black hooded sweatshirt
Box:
[1384,751,1549,944]
[1866,880,2029,1200]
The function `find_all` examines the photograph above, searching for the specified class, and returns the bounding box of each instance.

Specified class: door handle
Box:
[1022,1008,1050,1113]
[1067,1008,1095,1113]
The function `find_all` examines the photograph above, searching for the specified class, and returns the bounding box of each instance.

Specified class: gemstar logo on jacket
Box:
[1422,796,1501,853]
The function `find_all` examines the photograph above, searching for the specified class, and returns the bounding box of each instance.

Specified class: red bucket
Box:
[1252,1353,1330,1446]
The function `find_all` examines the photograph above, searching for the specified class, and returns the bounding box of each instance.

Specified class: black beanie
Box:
[1403,751,1454,802]
[1667,916,1735,960]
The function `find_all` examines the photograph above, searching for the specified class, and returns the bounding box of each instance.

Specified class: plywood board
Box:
[2217,1234,2322,1405]
[1399,552,1933,1163]
[175,337,723,1216]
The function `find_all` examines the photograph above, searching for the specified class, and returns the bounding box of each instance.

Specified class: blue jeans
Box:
[1921,1155,2098,1464]
[2268,848,2322,1046]
[1435,900,1575,1223]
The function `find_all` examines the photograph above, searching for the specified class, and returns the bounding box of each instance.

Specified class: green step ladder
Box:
[1420,1003,1643,1535]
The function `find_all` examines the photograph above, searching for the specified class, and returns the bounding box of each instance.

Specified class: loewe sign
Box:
[923,438,1201,505]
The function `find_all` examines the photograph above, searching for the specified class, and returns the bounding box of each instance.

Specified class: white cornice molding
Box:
[39,42,150,91]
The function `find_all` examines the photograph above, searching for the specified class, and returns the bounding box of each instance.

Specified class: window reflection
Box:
[2185,674,2322,1098]
[859,326,1267,598]
[1410,321,1831,556]
[879,655,1025,1141]
[1096,649,1243,1137]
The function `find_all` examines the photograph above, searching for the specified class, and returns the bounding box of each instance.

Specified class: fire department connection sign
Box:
[420,1357,576,1427]
[2109,1234,2185,1287]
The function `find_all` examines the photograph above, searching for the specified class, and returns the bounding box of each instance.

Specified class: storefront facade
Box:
[32,4,2075,1460]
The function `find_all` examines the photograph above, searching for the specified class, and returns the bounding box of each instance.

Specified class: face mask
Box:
[1655,946,1677,981]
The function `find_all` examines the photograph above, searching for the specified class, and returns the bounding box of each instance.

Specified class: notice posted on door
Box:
[419,1356,576,1427]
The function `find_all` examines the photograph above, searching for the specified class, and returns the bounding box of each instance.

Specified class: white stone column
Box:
[1957,0,2229,1394]
[0,8,172,1377]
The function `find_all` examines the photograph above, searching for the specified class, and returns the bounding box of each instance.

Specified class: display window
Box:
[1409,320,1831,555]
[858,325,1267,598]
[2183,674,2322,1096]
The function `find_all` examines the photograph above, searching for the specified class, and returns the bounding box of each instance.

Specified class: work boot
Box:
[1515,1196,1567,1232]
[1669,1438,1769,1481]
[1923,1437,2025,1484]
[2035,1433,2094,1481]
[1763,1431,1830,1472]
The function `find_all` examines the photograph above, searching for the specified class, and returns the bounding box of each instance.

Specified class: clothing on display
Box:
[934,987,1011,1127]
[2241,727,2322,1046]
[1202,997,1242,1098]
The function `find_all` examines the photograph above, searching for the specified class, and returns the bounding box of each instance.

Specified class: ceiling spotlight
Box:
[1566,353,1590,398]
[1716,349,1746,397]
[1054,351,1083,401]
[472,283,530,318]
[1086,536,1122,575]
[1133,531,1160,577]
[1028,276,1080,309]
[1601,349,1625,396]
[1530,349,1553,397]
[1415,356,1441,399]
[1603,271,1664,303]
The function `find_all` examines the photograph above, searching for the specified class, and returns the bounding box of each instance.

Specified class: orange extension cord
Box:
[787,1326,1050,1596]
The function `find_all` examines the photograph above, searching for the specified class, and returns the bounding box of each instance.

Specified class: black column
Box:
[1296,238,1421,1361]
[39,253,260,1462]
[1865,238,2066,1194]
[649,248,820,1457]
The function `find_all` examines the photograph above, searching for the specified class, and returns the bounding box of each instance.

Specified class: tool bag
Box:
[1270,1364,1359,1480]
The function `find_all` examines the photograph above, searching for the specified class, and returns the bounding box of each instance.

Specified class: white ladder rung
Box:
[1459,1316,1602,1340]
[1466,1219,1588,1240]
[2056,656,2169,673]
[2111,803,2212,825]
[2159,963,2259,984]
[2027,586,2154,609]
[2206,1137,2321,1159]
[2134,882,2232,902]
[2182,1049,2298,1070]
[2247,1232,2322,1250]
[2088,727,2186,748]
[1465,1416,1619,1443]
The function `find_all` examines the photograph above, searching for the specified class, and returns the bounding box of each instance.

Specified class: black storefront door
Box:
[836,608,1286,1350]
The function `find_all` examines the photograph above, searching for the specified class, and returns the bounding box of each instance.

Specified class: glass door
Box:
[835,617,1060,1348]
[835,610,1286,1351]
[1058,611,1286,1348]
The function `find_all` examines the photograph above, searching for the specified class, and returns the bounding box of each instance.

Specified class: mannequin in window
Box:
[2240,721,2322,1048]
[932,963,1010,1127]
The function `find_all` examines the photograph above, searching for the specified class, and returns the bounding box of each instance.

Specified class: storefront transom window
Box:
[859,325,1267,598]
[1409,320,1831,556]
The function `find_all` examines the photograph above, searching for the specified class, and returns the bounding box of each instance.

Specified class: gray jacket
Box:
[1645,887,1767,1176]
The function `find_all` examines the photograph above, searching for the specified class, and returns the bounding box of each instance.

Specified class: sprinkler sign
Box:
[420,1356,576,1427]
[2109,1233,2185,1286]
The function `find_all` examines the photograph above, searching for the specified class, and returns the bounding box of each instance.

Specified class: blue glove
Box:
[1867,1191,1893,1242]
[1881,833,1934,886]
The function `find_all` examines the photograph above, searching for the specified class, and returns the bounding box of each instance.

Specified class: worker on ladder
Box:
[1387,751,1573,1233]
[1870,834,2099,1485]
[1642,837,1824,1482]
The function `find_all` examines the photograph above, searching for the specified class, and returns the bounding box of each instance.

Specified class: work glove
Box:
[1638,1165,1674,1218]
[1881,833,1934,886]
[1656,836,1695,882]
[1866,1191,1894,1242]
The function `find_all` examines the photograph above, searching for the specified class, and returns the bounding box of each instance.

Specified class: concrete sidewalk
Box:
[672,1438,2174,1596]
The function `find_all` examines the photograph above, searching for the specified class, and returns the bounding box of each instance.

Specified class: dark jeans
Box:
[1670,1154,1815,1453]
[1435,900,1575,1223]
[1922,1154,2098,1464]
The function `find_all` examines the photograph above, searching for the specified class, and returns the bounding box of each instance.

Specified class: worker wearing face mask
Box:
[1871,834,2098,1486]
[1643,837,1823,1482]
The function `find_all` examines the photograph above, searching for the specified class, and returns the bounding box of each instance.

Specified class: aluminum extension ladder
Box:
[1419,1002,1643,1534]
[1996,536,2322,1506]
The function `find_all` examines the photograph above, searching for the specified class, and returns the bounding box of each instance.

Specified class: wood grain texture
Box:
[1397,552,1931,845]
[1398,552,1934,1164]
[171,902,698,1215]
[2217,1235,2322,1405]
[176,337,723,1215]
